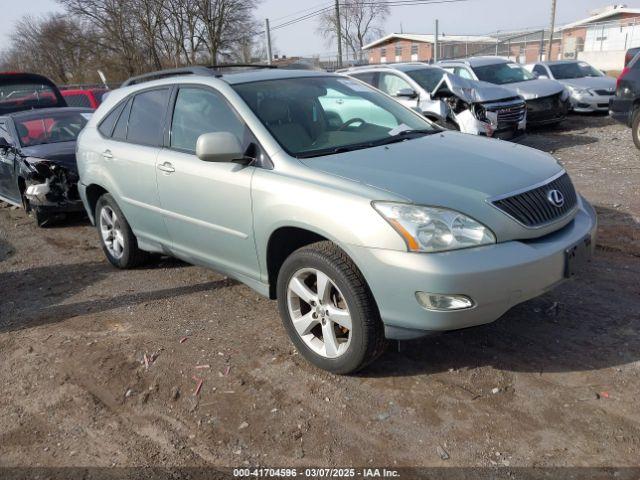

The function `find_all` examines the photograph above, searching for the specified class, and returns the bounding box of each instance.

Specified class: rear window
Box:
[126,89,170,146]
[0,82,62,112]
[64,93,93,108]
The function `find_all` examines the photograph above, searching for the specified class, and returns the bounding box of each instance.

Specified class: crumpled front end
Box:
[21,158,84,212]
[429,74,527,140]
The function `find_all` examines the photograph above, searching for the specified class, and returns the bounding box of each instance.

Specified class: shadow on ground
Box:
[0,260,236,334]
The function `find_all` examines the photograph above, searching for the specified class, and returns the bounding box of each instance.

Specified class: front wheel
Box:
[95,193,148,268]
[276,241,386,374]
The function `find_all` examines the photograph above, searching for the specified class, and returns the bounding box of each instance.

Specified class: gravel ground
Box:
[0,113,639,474]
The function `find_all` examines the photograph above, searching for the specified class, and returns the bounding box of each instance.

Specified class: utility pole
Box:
[434,19,439,62]
[548,0,558,61]
[265,18,273,65]
[539,29,545,61]
[335,0,343,68]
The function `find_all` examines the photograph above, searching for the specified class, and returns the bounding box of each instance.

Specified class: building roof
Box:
[362,33,496,50]
[561,5,640,30]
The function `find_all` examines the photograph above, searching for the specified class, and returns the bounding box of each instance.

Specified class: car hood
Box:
[300,132,566,239]
[499,78,565,100]
[432,74,521,103]
[21,142,78,172]
[559,76,616,91]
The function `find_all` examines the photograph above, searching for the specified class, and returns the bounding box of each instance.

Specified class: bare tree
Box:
[317,0,389,61]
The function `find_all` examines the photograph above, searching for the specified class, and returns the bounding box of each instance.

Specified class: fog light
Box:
[415,292,474,311]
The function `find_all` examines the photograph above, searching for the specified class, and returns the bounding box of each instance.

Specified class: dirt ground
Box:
[1,113,639,473]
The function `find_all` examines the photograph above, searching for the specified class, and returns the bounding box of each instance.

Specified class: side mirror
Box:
[536,72,549,79]
[196,132,244,163]
[396,88,418,99]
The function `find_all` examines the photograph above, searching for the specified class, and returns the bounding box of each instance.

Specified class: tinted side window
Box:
[455,67,473,80]
[349,72,377,87]
[65,93,92,108]
[533,65,547,76]
[98,101,126,137]
[170,87,246,152]
[127,88,170,146]
[113,98,133,140]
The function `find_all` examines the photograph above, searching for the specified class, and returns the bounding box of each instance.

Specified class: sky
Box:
[2,0,640,58]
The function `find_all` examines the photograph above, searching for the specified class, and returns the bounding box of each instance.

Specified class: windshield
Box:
[0,83,62,112]
[15,111,91,147]
[472,62,535,85]
[232,76,436,158]
[549,62,603,79]
[405,67,447,92]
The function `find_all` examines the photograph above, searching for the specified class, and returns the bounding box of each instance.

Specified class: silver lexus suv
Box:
[76,66,597,374]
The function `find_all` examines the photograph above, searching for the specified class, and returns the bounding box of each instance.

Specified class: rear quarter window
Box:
[98,101,126,137]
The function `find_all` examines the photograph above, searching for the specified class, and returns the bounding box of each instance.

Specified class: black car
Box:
[0,72,67,114]
[610,52,640,149]
[0,107,92,226]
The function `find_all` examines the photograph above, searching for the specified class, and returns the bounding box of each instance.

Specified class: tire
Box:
[632,108,640,150]
[31,207,51,228]
[276,241,386,374]
[95,193,148,268]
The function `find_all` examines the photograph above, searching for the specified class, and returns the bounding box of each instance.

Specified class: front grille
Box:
[487,101,527,128]
[594,89,614,96]
[491,173,578,227]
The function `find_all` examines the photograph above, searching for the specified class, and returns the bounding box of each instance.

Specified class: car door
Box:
[99,88,171,245]
[155,85,259,279]
[377,72,419,109]
[0,119,21,204]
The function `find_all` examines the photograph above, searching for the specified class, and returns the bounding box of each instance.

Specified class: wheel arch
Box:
[85,183,109,223]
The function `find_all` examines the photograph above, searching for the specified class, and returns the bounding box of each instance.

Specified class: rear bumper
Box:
[609,97,634,126]
[347,196,597,339]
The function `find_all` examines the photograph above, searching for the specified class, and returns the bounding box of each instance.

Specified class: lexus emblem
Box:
[547,189,565,208]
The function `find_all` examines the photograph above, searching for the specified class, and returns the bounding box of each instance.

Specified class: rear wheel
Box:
[95,193,148,268]
[632,108,640,150]
[276,241,386,374]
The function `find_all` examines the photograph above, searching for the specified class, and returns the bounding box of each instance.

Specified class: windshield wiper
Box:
[374,129,436,146]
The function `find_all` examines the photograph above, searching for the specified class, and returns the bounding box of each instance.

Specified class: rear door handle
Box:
[157,162,175,173]
[102,150,113,160]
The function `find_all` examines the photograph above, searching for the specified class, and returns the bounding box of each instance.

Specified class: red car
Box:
[61,88,107,109]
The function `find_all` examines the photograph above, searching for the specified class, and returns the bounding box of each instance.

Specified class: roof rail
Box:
[121,64,277,87]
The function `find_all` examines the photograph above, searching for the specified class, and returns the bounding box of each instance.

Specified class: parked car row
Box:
[0,64,602,374]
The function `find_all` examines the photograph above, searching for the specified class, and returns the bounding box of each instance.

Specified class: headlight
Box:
[373,202,496,253]
[566,86,591,96]
[471,104,487,121]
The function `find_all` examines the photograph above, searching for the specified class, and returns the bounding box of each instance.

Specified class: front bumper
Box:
[348,197,597,339]
[570,92,614,112]
[526,95,569,126]
[24,180,84,213]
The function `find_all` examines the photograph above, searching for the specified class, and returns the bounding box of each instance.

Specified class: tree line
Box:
[1,0,262,85]
[0,0,389,85]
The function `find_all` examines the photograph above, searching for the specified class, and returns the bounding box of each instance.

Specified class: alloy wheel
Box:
[99,205,124,259]
[286,268,352,358]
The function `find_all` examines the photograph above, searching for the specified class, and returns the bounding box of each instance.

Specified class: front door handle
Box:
[157,162,175,173]
[102,150,113,160]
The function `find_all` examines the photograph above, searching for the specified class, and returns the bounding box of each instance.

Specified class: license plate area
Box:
[564,235,593,278]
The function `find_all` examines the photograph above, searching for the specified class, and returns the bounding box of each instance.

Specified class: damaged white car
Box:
[340,63,526,140]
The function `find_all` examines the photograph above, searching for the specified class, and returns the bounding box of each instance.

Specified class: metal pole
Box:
[434,19,439,62]
[539,29,545,61]
[548,0,557,61]
[265,18,273,65]
[335,0,343,68]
